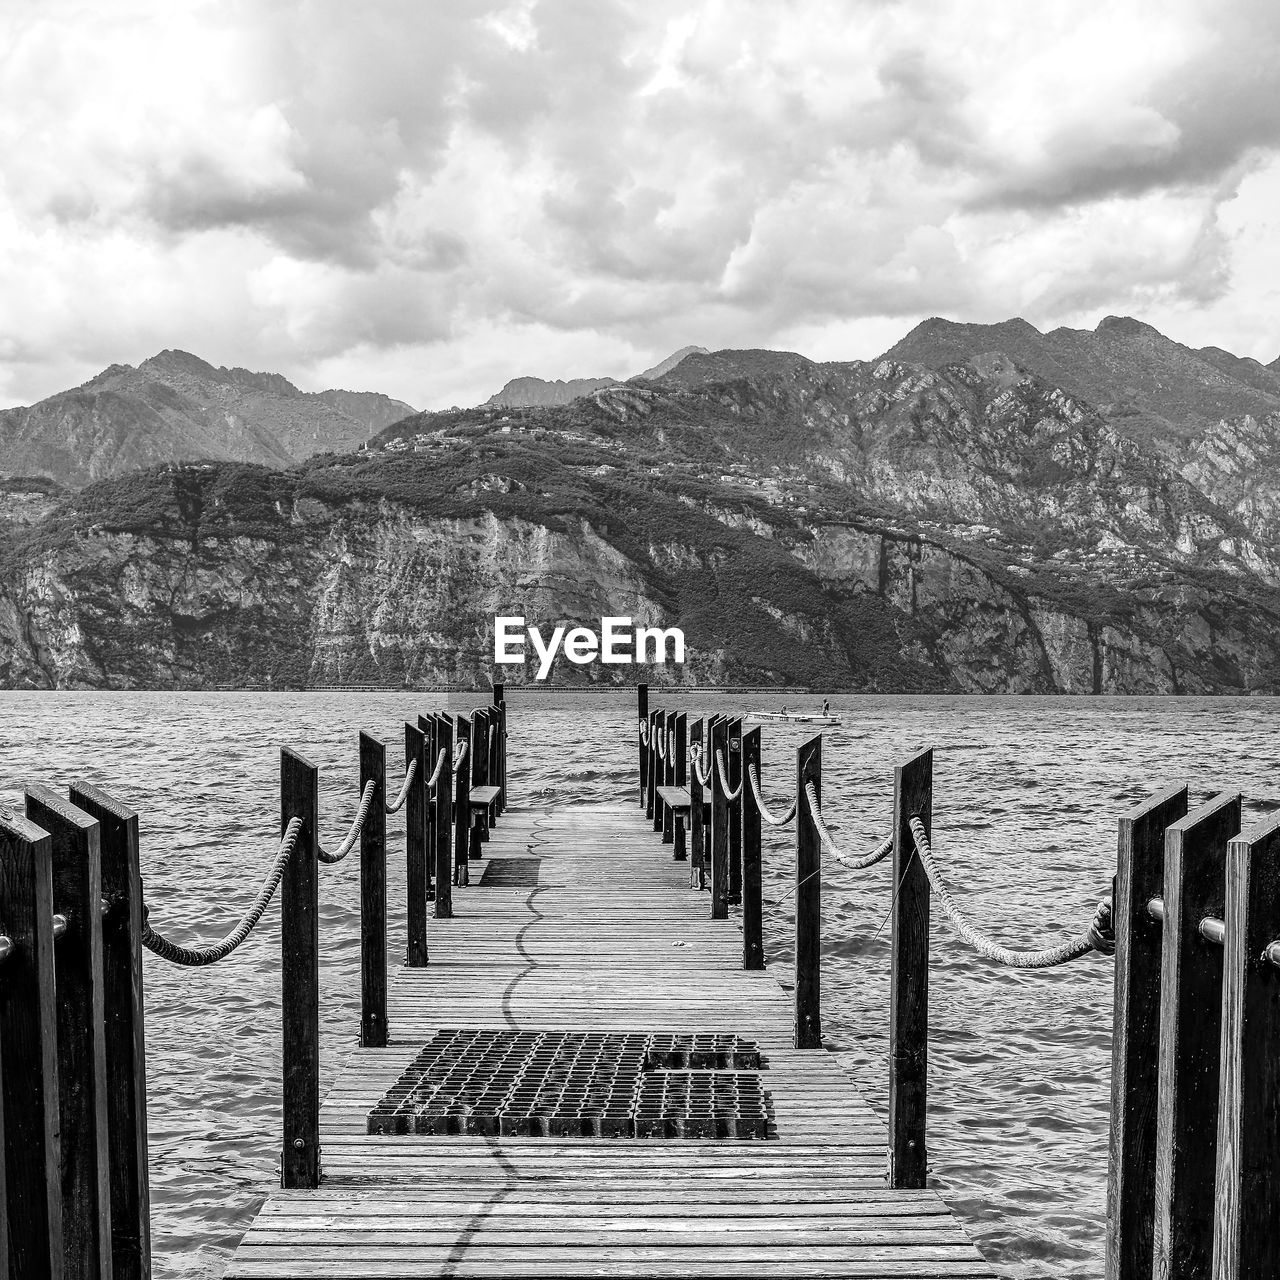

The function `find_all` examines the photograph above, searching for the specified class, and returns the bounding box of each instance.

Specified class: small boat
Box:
[746,711,842,726]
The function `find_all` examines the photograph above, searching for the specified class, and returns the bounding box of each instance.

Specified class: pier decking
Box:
[227,802,995,1279]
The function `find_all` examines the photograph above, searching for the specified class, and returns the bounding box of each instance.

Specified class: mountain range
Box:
[0,349,415,488]
[482,346,710,409]
[2,317,1279,693]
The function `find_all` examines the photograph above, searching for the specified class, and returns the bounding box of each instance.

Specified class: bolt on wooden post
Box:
[0,810,63,1276]
[359,731,389,1049]
[280,746,320,1189]
[69,781,153,1280]
[404,721,429,968]
[1151,791,1240,1280]
[25,786,112,1280]
[1105,783,1187,1280]
[1212,810,1280,1280]
[742,727,765,971]
[889,747,931,1189]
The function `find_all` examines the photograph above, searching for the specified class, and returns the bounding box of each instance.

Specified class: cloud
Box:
[1,0,1278,410]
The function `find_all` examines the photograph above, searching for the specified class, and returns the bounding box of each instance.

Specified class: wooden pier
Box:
[4,681,1280,1280]
[226,800,995,1278]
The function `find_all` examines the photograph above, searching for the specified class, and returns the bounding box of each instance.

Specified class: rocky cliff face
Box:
[0,350,415,488]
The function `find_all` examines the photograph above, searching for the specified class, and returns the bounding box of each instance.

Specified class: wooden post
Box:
[1213,811,1280,1280]
[710,717,729,920]
[0,811,63,1276]
[469,715,486,859]
[25,786,112,1279]
[404,722,429,968]
[1152,790,1240,1280]
[653,710,667,835]
[359,731,388,1049]
[673,712,688,862]
[434,715,454,917]
[418,714,436,903]
[742,727,764,970]
[794,734,822,1049]
[645,709,659,822]
[662,710,676,844]
[496,700,507,819]
[68,782,152,1280]
[889,747,931,1189]
[280,746,319,1189]
[1106,783,1188,1280]
[454,716,471,887]
[728,718,743,905]
[637,683,649,808]
[689,719,705,889]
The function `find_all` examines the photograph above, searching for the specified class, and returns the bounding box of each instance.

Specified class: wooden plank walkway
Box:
[227,802,996,1279]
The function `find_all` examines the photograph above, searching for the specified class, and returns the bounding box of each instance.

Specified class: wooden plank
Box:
[889,748,931,1190]
[656,787,690,812]
[469,786,502,805]
[0,811,62,1278]
[1213,811,1280,1280]
[1153,791,1240,1280]
[1105,783,1187,1280]
[280,747,320,1189]
[68,781,152,1280]
[24,786,112,1280]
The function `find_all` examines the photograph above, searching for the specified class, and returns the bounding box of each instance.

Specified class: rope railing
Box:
[426,747,448,791]
[907,816,1115,968]
[141,816,304,966]
[714,748,743,801]
[746,762,796,826]
[384,757,418,814]
[638,720,649,746]
[655,730,667,762]
[317,779,377,865]
[453,740,468,773]
[805,783,893,872]
[689,742,713,787]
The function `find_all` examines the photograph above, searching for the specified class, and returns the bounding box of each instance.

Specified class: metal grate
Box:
[367,1029,774,1140]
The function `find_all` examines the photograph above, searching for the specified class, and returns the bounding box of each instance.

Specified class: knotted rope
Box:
[746,762,796,826]
[317,779,377,865]
[426,747,448,790]
[141,817,303,966]
[714,749,743,801]
[908,816,1115,968]
[453,741,468,773]
[638,720,650,746]
[689,743,713,787]
[805,783,893,871]
[384,757,417,814]
[656,729,667,762]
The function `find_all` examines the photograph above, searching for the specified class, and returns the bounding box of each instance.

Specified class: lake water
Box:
[1,690,1276,1278]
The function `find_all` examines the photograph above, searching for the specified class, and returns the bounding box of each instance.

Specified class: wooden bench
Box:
[467,785,503,859]
[656,785,690,813]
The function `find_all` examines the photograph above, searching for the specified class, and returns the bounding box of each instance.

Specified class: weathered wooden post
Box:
[1151,791,1240,1280]
[1106,783,1188,1280]
[742,727,765,970]
[673,712,688,862]
[0,810,63,1274]
[889,747,931,1189]
[405,722,429,968]
[25,787,112,1278]
[359,731,389,1048]
[418,713,436,902]
[689,718,705,889]
[662,710,676,844]
[794,734,822,1049]
[645,709,659,823]
[280,746,320,1189]
[1212,810,1280,1280]
[69,782,152,1280]
[472,708,490,846]
[710,717,730,919]
[453,715,471,886]
[653,710,667,835]
[728,717,743,905]
[637,683,649,808]
[497,699,507,817]
[434,714,455,916]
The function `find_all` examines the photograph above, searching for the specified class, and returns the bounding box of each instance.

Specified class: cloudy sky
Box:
[2,0,1278,411]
